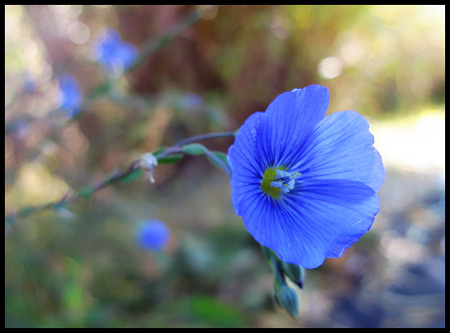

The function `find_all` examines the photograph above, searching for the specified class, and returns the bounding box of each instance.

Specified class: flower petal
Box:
[116,43,138,69]
[259,179,380,268]
[255,85,329,169]
[58,74,82,116]
[228,112,265,216]
[289,110,385,192]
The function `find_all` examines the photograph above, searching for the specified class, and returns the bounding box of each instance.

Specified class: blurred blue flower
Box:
[58,73,82,117]
[182,93,203,109]
[94,29,138,74]
[11,119,29,139]
[22,72,35,94]
[136,219,171,251]
[227,85,385,269]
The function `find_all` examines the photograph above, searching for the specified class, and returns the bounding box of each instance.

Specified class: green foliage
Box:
[77,186,94,199]
[182,143,208,156]
[189,295,246,327]
[158,154,184,164]
[153,148,184,164]
[206,151,228,171]
[118,168,143,183]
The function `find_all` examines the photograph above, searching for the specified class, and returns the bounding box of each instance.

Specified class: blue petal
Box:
[116,43,138,69]
[58,74,82,116]
[289,110,385,192]
[104,29,121,43]
[252,179,380,268]
[94,29,137,73]
[228,112,265,216]
[255,85,330,169]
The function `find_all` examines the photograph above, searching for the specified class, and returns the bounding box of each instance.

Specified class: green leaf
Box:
[157,154,184,164]
[118,168,143,183]
[87,80,112,99]
[206,151,228,169]
[190,295,246,327]
[19,206,36,216]
[204,150,231,175]
[77,186,93,199]
[182,143,207,155]
[153,147,184,164]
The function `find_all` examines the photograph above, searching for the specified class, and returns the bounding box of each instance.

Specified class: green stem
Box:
[270,251,287,289]
[5,131,235,224]
[174,131,236,148]
[203,149,232,176]
[155,131,235,159]
[128,9,203,71]
[5,160,143,225]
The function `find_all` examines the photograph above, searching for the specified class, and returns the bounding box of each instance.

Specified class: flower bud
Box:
[280,261,306,289]
[141,153,158,183]
[274,284,299,318]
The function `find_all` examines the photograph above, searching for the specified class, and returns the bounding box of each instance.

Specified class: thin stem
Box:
[174,131,236,147]
[5,131,235,224]
[155,131,235,159]
[128,8,203,71]
[5,159,143,225]
[5,8,204,134]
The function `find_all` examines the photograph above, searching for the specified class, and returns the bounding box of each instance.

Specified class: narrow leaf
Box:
[206,151,228,167]
[153,147,184,164]
[118,168,143,183]
[182,143,207,155]
[77,186,93,199]
[204,150,231,175]
[157,154,184,164]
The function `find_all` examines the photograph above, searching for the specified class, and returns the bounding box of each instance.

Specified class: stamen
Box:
[270,170,301,194]
[261,167,301,198]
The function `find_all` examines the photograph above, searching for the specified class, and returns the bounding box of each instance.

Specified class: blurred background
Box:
[5,5,445,328]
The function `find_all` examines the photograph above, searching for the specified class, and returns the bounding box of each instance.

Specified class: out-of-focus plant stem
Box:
[5,131,235,225]
[5,7,204,134]
[127,8,203,72]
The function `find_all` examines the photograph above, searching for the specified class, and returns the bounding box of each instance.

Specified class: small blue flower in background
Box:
[11,119,29,139]
[22,72,36,94]
[136,219,171,251]
[93,29,138,74]
[182,93,203,109]
[58,73,82,118]
[227,84,385,269]
[180,92,204,116]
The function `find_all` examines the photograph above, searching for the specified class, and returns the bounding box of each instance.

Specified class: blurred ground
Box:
[5,5,445,328]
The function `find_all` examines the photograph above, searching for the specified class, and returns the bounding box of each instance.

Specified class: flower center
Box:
[261,167,301,199]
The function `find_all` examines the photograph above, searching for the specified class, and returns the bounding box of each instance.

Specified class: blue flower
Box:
[136,219,171,251]
[58,73,82,117]
[227,85,385,269]
[22,72,35,94]
[182,93,203,109]
[94,29,138,74]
